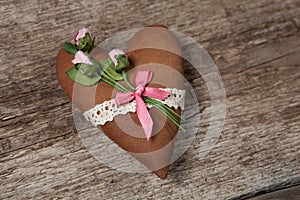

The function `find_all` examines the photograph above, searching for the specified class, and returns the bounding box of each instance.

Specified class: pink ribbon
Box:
[115,70,172,140]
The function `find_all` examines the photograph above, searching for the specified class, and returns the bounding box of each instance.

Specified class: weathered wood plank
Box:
[0,0,299,199]
[247,185,300,200]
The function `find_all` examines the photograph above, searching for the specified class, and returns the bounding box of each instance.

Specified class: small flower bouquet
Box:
[56,25,185,178]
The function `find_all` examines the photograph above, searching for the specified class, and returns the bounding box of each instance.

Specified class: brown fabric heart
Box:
[56,25,184,179]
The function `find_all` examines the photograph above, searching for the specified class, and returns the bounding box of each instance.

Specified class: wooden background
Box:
[1,0,299,199]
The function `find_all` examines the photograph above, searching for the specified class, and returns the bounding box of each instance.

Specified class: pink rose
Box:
[108,49,126,66]
[73,28,92,45]
[72,51,92,65]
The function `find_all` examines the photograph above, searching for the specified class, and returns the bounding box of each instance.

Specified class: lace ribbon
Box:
[83,88,185,126]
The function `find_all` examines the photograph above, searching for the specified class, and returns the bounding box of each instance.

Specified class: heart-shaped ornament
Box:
[56,25,184,179]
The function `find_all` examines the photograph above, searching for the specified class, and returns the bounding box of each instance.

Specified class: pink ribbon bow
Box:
[115,70,172,140]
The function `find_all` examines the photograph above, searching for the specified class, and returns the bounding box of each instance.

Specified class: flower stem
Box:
[144,97,185,131]
[102,72,130,92]
[122,71,135,90]
[144,97,185,121]
[101,78,127,92]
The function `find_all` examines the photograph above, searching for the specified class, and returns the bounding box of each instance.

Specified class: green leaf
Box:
[105,66,123,80]
[114,54,130,71]
[99,58,123,81]
[66,65,101,86]
[99,57,113,68]
[63,42,77,55]
[75,63,101,78]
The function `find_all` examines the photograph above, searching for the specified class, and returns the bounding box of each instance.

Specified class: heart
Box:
[56,25,184,179]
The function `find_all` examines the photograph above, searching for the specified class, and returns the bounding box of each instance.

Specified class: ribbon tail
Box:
[143,87,172,100]
[135,94,153,140]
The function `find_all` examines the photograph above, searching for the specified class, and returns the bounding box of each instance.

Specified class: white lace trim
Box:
[83,88,185,126]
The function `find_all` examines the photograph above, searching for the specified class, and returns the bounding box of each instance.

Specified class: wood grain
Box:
[0,0,299,199]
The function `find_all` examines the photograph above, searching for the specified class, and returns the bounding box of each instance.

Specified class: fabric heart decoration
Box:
[56,25,185,179]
